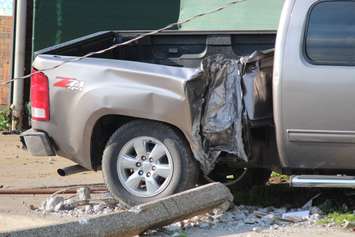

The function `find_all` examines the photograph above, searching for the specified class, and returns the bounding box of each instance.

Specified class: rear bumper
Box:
[20,129,56,156]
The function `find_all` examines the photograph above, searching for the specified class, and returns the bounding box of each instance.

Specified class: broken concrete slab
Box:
[2,182,233,237]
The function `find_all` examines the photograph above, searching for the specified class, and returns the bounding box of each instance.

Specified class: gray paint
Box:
[32,55,200,170]
[274,0,355,170]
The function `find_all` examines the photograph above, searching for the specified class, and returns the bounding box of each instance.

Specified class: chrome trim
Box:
[291,175,355,188]
[287,130,355,143]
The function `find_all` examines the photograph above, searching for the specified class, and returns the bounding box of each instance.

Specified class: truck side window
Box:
[305,1,355,66]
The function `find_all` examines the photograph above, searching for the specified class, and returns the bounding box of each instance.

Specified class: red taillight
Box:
[31,68,50,121]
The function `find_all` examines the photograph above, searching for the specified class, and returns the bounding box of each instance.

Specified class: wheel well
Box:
[90,115,191,170]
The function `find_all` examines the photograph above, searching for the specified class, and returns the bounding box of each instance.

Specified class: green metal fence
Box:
[179,0,284,31]
[32,0,284,51]
[32,0,180,51]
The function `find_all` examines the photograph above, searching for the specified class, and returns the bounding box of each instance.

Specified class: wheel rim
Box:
[117,136,174,197]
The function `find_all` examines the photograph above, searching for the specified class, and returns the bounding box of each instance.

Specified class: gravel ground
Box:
[34,187,354,237]
[145,205,354,237]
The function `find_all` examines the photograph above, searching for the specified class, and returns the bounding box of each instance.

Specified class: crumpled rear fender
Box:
[32,55,201,170]
[80,85,196,168]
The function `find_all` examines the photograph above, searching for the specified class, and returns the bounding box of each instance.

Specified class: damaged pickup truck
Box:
[21,0,355,206]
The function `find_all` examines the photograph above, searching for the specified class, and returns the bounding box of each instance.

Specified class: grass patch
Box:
[317,196,355,225]
[0,109,10,131]
[270,171,289,180]
[318,212,355,225]
[174,232,188,237]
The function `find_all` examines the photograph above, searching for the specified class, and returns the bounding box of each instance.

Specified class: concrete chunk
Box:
[44,196,64,212]
[2,183,233,237]
[77,187,90,202]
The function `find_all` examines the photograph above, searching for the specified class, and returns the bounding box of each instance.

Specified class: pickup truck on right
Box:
[21,0,355,206]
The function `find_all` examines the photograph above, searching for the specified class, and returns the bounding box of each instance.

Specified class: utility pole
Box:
[11,0,27,131]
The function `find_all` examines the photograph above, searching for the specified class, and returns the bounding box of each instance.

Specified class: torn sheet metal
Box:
[187,50,274,174]
[187,55,248,174]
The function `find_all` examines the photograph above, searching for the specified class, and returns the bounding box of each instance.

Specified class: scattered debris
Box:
[77,187,90,201]
[282,210,310,222]
[7,183,234,237]
[43,196,65,212]
[161,204,324,236]
[79,218,89,225]
[23,183,354,236]
[343,221,355,229]
[29,204,36,211]
[302,193,321,209]
[36,187,122,217]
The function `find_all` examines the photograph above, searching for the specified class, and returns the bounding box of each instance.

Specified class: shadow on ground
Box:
[234,184,355,212]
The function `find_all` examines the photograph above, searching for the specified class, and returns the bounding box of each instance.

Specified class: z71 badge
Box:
[54,77,85,91]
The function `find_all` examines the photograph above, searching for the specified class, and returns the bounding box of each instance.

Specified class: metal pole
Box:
[11,0,27,131]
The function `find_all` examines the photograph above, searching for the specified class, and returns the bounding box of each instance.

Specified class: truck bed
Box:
[36,30,276,68]
[36,30,276,126]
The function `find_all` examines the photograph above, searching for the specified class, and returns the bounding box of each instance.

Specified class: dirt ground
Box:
[0,135,102,189]
[0,135,354,236]
[0,135,102,231]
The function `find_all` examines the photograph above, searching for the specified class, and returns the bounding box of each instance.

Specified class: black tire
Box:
[102,120,200,207]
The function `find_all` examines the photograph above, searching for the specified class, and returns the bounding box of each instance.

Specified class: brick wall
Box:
[0,16,13,106]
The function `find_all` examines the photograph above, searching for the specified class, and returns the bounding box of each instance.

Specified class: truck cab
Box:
[275,0,355,171]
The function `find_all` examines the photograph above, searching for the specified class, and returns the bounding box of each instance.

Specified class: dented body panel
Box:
[31,55,201,170]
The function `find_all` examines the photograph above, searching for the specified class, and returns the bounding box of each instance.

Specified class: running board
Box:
[291,175,355,188]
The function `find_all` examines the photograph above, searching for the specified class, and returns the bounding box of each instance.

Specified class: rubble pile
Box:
[31,186,355,236]
[161,205,323,235]
[35,187,124,217]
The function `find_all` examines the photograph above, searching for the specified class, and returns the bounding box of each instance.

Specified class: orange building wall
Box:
[0,16,13,106]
